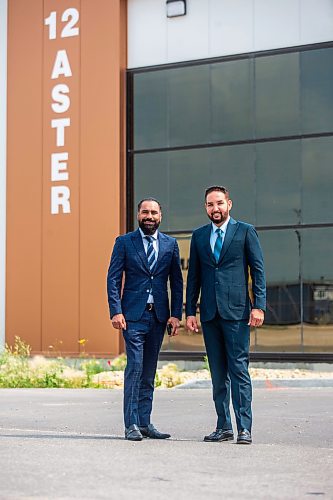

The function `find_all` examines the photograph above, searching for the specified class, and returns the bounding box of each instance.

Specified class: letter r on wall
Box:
[51,186,71,214]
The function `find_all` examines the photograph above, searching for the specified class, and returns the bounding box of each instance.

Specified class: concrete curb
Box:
[174,378,333,389]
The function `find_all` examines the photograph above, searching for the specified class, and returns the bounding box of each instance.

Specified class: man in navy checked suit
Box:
[107,198,183,441]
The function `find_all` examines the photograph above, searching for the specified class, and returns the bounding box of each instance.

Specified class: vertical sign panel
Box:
[6,0,126,355]
[42,0,80,352]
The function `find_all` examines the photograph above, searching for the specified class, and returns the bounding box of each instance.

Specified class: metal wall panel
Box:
[6,0,127,355]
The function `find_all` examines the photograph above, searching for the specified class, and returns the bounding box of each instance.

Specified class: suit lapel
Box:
[131,229,150,273]
[200,224,216,265]
[218,217,238,263]
[155,232,167,272]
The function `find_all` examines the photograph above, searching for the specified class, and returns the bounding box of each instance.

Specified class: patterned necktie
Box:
[145,236,157,272]
[213,228,223,263]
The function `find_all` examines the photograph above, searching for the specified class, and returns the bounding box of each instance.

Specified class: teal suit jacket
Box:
[185,218,266,322]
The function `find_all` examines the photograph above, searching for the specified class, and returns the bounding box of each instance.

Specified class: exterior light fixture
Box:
[166,0,186,18]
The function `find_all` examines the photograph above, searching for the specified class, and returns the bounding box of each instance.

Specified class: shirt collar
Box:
[211,216,230,234]
[139,227,158,240]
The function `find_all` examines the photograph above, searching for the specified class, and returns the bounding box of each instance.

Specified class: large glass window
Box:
[129,44,333,356]
[134,145,256,232]
[135,136,333,232]
[133,46,333,153]
[159,227,333,353]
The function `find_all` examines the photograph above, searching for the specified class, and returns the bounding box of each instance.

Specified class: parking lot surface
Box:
[0,387,332,499]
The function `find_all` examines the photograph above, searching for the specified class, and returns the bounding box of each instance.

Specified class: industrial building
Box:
[1,0,333,360]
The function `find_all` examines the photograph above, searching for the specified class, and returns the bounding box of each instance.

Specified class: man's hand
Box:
[167,317,180,336]
[248,309,264,328]
[111,313,127,330]
[186,316,199,333]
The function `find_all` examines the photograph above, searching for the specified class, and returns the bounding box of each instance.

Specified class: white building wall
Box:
[0,0,7,349]
[128,0,333,68]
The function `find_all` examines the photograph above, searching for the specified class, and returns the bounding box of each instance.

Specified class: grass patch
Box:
[0,337,209,389]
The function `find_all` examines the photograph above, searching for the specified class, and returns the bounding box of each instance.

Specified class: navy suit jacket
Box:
[186,218,266,322]
[107,229,183,323]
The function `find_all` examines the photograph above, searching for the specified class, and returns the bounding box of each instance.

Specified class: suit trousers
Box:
[122,309,166,428]
[202,315,252,432]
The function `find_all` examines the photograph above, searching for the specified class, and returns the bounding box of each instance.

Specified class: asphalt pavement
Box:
[0,387,332,499]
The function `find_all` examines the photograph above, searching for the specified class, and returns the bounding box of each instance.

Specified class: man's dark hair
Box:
[137,198,162,212]
[205,186,230,201]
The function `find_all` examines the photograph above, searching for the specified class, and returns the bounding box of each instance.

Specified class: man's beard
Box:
[139,219,160,235]
[208,211,228,225]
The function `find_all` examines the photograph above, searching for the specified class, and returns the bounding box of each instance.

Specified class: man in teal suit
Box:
[186,186,266,444]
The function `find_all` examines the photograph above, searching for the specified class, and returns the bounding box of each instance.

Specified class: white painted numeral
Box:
[45,8,79,40]
[61,8,79,38]
[44,11,57,40]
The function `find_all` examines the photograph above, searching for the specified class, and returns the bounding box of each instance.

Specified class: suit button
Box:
[151,276,153,279]
[146,290,149,293]
[215,267,218,270]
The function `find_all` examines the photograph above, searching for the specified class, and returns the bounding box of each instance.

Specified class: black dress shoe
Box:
[237,429,252,445]
[125,424,143,441]
[204,429,234,442]
[138,423,171,439]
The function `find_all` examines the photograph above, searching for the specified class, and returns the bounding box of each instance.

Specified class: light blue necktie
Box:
[213,228,223,263]
[145,236,157,273]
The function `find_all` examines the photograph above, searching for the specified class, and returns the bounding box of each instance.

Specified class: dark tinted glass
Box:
[134,145,256,232]
[260,230,299,289]
[255,52,300,138]
[168,66,211,147]
[255,229,302,352]
[133,71,167,150]
[302,137,333,224]
[301,48,333,134]
[131,47,333,355]
[211,58,254,142]
[161,233,205,352]
[302,228,333,284]
[301,228,333,351]
[133,153,170,229]
[255,140,301,225]
[134,48,333,151]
